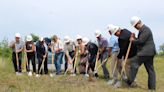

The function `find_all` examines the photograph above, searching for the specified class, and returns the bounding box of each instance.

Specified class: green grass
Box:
[0,56,163,92]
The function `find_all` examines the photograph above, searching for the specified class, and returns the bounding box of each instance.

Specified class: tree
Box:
[160,43,164,52]
[30,33,39,42]
[159,43,164,55]
[0,37,11,58]
[0,37,9,48]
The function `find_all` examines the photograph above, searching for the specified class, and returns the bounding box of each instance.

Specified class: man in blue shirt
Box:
[107,25,120,85]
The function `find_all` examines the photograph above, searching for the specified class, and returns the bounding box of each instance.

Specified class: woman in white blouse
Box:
[51,35,64,75]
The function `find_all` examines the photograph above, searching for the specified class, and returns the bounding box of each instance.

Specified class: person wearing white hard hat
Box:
[51,35,64,75]
[95,30,102,38]
[130,16,141,28]
[76,35,83,45]
[9,33,24,75]
[75,35,88,74]
[108,25,137,88]
[25,35,36,76]
[64,36,71,44]
[63,36,76,73]
[94,30,110,80]
[128,16,156,91]
[106,24,120,85]
[83,37,99,77]
[82,37,90,77]
[36,36,48,75]
[82,37,90,46]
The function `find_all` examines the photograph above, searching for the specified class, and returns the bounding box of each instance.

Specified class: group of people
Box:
[9,16,156,91]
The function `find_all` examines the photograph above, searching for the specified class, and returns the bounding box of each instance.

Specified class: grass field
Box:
[0,56,163,92]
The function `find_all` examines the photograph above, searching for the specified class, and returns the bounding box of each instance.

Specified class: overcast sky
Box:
[0,0,163,50]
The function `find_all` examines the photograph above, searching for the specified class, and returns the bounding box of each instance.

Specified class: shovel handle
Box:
[15,44,19,69]
[38,53,47,74]
[94,49,100,72]
[120,42,132,79]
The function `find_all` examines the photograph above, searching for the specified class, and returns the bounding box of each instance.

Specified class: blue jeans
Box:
[54,52,64,74]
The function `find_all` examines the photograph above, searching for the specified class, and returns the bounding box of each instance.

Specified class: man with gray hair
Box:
[95,30,110,80]
[128,16,156,91]
[63,36,76,73]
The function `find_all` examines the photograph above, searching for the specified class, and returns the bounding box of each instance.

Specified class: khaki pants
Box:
[110,51,119,80]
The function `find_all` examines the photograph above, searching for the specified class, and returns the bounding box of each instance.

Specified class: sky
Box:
[0,0,163,50]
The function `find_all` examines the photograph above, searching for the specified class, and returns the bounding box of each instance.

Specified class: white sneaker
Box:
[130,81,138,87]
[16,72,19,75]
[70,74,76,76]
[28,71,33,77]
[85,74,89,77]
[50,73,55,77]
[35,74,41,78]
[94,71,98,74]
[122,75,127,81]
[107,79,116,85]
[114,81,122,88]
[16,72,22,76]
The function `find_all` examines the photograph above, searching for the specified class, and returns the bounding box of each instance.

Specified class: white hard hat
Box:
[76,35,82,40]
[95,30,102,37]
[83,37,90,45]
[110,26,120,35]
[107,24,115,32]
[15,33,21,38]
[130,16,141,27]
[64,36,70,43]
[39,37,44,42]
[26,35,33,41]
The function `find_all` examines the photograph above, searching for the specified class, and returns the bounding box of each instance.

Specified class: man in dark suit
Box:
[128,16,156,91]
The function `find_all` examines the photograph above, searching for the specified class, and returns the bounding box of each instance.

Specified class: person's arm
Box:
[80,45,85,55]
[64,44,72,64]
[59,41,64,51]
[108,47,112,57]
[9,41,15,49]
[51,42,55,54]
[55,41,64,53]
[66,51,72,64]
[131,28,150,45]
[16,42,24,53]
[32,44,36,52]
[100,47,106,54]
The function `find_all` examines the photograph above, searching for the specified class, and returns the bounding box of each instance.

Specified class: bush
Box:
[0,38,12,58]
[30,33,39,42]
[158,43,164,56]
